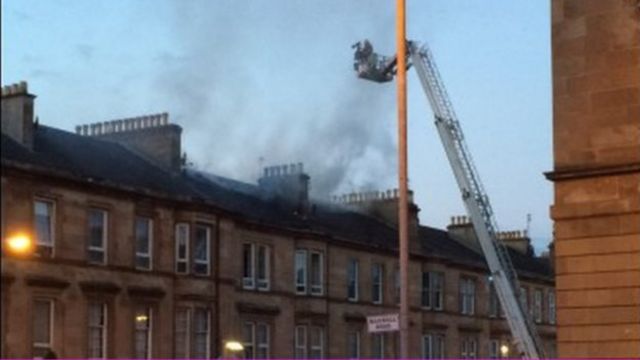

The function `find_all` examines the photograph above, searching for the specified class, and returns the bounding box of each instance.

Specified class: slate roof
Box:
[1,125,553,281]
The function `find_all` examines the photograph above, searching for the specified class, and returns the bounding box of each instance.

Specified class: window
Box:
[134,306,152,358]
[489,284,500,318]
[33,299,54,357]
[193,225,210,275]
[295,249,324,295]
[534,288,543,323]
[243,244,270,290]
[193,308,210,358]
[347,258,359,301]
[310,252,323,295]
[34,200,55,257]
[460,337,477,359]
[489,339,499,359]
[294,325,323,359]
[548,290,556,324]
[422,271,444,310]
[459,277,476,315]
[520,287,529,315]
[174,308,190,358]
[294,325,307,358]
[309,326,324,358]
[372,263,384,304]
[256,245,270,290]
[88,209,108,264]
[371,333,384,358]
[135,217,153,270]
[295,250,308,294]
[174,307,210,359]
[394,267,400,304]
[243,321,269,359]
[88,302,107,358]
[422,333,445,359]
[175,224,189,274]
[347,330,360,358]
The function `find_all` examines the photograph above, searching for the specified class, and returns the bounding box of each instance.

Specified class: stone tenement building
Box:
[1,82,555,358]
[548,0,640,358]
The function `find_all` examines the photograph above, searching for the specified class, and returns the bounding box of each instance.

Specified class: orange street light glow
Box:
[6,232,34,255]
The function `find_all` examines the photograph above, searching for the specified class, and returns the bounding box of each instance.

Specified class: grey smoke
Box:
[152,1,398,197]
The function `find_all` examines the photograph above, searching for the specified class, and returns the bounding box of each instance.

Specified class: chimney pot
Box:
[75,125,81,134]
[162,112,168,125]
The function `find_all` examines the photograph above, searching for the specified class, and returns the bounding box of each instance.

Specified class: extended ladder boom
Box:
[408,41,545,358]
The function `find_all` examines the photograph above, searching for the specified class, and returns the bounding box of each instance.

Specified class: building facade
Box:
[1,82,555,358]
[549,0,640,358]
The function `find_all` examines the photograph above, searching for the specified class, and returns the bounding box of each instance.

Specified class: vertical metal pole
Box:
[396,0,409,358]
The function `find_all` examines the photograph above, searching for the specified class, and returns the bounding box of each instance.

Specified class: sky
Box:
[1,0,553,252]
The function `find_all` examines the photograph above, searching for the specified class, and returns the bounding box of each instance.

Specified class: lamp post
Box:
[224,340,244,358]
[4,232,34,256]
[396,0,410,358]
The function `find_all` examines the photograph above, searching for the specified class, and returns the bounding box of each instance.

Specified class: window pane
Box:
[88,303,106,358]
[371,334,384,358]
[347,331,359,358]
[309,326,323,358]
[175,224,189,261]
[242,322,255,359]
[294,325,306,358]
[422,272,431,307]
[193,308,209,358]
[347,259,358,300]
[35,201,53,246]
[310,252,322,294]
[134,307,151,358]
[423,335,432,358]
[174,308,189,358]
[256,323,269,358]
[135,218,150,254]
[243,244,254,288]
[295,250,307,293]
[372,264,383,303]
[257,246,268,283]
[88,210,106,248]
[33,299,52,345]
[193,225,209,275]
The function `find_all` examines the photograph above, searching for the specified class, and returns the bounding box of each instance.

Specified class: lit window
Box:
[461,337,477,359]
[422,271,444,310]
[310,252,323,295]
[32,299,54,357]
[88,302,107,358]
[548,291,556,324]
[134,307,152,358]
[347,330,360,358]
[534,288,543,323]
[88,209,108,265]
[34,200,55,258]
[135,217,153,270]
[371,333,384,358]
[459,277,476,315]
[372,263,384,304]
[347,259,359,301]
[193,225,210,275]
[422,333,445,359]
[294,250,308,294]
[175,224,189,274]
[192,308,210,358]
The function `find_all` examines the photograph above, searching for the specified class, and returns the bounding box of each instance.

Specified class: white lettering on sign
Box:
[367,313,400,333]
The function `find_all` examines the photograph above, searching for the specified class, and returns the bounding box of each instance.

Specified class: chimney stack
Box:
[1,81,36,150]
[258,163,310,216]
[75,112,182,172]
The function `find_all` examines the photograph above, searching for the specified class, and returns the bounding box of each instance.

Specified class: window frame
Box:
[256,244,270,291]
[256,322,270,358]
[347,330,360,358]
[347,258,359,302]
[34,199,55,258]
[309,251,324,296]
[193,224,211,276]
[422,333,445,359]
[174,307,191,358]
[134,306,152,359]
[134,217,153,271]
[87,208,108,265]
[371,333,384,359]
[309,326,324,358]
[371,263,384,305]
[294,325,307,358]
[243,243,256,289]
[175,223,190,274]
[294,250,308,295]
[192,307,210,358]
[548,290,556,324]
[460,277,476,315]
[534,288,543,323]
[32,298,54,357]
[87,302,108,358]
